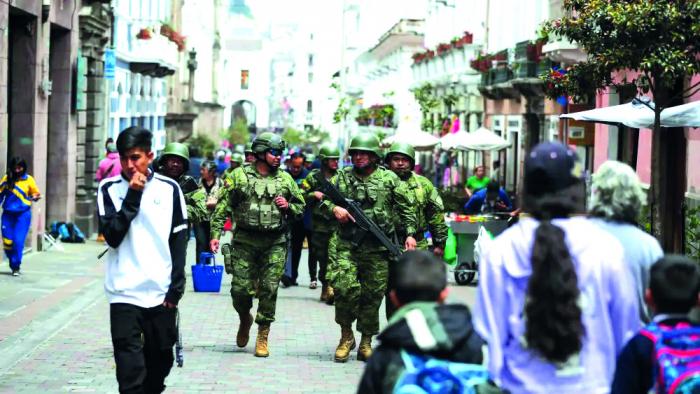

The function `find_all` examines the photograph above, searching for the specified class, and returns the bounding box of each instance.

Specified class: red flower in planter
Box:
[136,28,152,40]
[463,31,473,44]
[437,43,452,56]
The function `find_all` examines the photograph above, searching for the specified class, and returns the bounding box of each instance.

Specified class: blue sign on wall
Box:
[104,49,116,80]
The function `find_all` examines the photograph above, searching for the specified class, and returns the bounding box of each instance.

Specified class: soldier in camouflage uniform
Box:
[209,132,305,358]
[244,142,256,163]
[222,152,244,179]
[157,142,208,224]
[385,142,448,253]
[384,142,449,317]
[300,144,340,303]
[321,133,417,363]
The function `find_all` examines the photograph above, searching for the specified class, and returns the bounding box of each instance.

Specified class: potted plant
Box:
[463,31,474,44]
[136,28,152,40]
[437,43,452,56]
[451,36,465,49]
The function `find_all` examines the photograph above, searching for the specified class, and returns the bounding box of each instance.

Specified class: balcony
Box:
[370,19,425,60]
[411,44,482,87]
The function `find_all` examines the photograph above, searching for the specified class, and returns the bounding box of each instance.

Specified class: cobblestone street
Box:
[0,240,475,393]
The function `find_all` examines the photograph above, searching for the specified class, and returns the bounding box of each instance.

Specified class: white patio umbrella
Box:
[383,120,440,150]
[455,126,510,151]
[439,130,474,150]
[560,97,700,128]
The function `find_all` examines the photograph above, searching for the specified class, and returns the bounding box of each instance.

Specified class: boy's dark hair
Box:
[390,251,447,304]
[486,180,500,193]
[650,255,700,314]
[116,127,152,156]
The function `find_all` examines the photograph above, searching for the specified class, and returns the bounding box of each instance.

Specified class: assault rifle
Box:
[178,175,199,195]
[318,177,403,258]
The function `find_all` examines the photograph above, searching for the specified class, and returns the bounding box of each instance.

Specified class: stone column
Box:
[74,2,111,235]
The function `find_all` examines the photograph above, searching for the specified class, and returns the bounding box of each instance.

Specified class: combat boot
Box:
[357,334,373,361]
[325,286,335,305]
[254,324,270,357]
[236,313,253,348]
[334,325,356,362]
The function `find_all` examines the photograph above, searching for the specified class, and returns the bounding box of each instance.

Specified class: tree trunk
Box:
[650,79,687,252]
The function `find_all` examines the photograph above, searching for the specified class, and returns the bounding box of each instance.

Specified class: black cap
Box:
[524,141,582,195]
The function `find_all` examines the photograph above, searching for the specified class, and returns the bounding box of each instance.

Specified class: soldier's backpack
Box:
[639,322,700,394]
[394,350,497,394]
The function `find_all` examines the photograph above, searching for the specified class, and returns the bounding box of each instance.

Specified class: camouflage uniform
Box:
[400,172,448,250]
[210,165,305,325]
[321,166,416,335]
[300,168,338,292]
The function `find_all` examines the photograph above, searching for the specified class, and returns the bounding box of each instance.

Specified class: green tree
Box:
[185,134,216,158]
[226,118,251,145]
[282,127,305,146]
[541,0,700,252]
[412,83,440,131]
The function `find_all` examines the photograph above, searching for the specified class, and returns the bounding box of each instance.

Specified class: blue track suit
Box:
[0,174,39,270]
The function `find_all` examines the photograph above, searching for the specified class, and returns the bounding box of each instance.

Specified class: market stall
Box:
[446,213,510,285]
[442,127,512,285]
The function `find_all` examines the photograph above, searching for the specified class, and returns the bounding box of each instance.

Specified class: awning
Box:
[455,127,510,151]
[560,97,700,129]
[383,120,439,150]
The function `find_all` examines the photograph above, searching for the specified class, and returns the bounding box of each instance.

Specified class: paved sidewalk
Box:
[0,239,476,393]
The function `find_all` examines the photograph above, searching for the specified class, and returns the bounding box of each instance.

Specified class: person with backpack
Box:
[611,255,700,394]
[0,157,41,276]
[357,251,488,394]
[473,142,640,394]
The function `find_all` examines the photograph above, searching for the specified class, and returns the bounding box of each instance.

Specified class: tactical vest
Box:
[338,167,395,241]
[235,167,287,232]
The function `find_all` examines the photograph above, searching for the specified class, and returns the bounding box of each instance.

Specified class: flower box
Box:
[437,43,452,56]
[136,28,152,40]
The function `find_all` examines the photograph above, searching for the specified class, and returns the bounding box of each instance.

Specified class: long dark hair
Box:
[521,183,585,364]
[6,157,27,191]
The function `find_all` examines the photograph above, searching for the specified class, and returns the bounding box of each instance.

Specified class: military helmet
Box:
[348,133,381,157]
[231,152,244,164]
[252,132,286,154]
[161,142,190,171]
[244,142,254,154]
[305,153,316,163]
[385,142,416,165]
[318,144,341,161]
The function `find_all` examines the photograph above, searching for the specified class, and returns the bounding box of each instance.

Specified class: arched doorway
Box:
[231,100,257,135]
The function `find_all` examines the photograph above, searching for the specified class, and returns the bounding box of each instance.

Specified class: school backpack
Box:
[639,322,700,394]
[394,350,496,394]
[51,221,86,243]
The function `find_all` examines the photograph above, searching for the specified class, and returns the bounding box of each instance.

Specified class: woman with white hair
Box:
[588,160,663,322]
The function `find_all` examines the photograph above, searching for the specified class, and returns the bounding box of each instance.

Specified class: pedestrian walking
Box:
[0,157,41,276]
[611,255,700,394]
[357,251,485,394]
[194,160,222,261]
[385,142,449,318]
[281,151,310,287]
[473,141,640,394]
[321,133,417,363]
[209,132,305,358]
[97,126,187,393]
[588,160,663,323]
[300,144,341,303]
[96,142,122,182]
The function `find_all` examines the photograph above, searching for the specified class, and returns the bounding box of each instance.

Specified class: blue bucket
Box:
[191,252,223,292]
